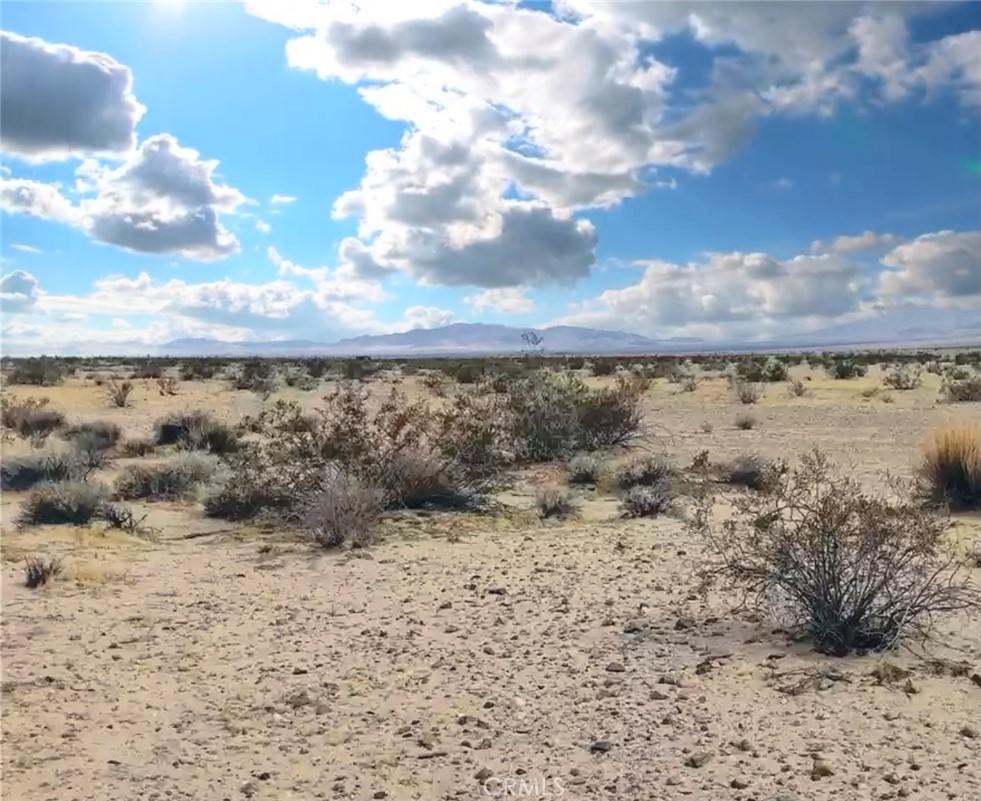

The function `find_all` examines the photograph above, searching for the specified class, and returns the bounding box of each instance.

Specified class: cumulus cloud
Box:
[879,230,981,301]
[0,30,146,161]
[465,287,535,315]
[0,270,41,312]
[244,0,978,295]
[811,231,902,254]
[553,249,867,341]
[1,135,249,260]
[398,305,456,330]
[255,220,271,234]
[1,179,77,223]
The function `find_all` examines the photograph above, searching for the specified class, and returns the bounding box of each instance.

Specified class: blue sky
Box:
[1,0,979,352]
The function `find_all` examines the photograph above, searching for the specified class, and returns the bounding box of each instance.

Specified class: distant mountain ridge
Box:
[4,309,978,357]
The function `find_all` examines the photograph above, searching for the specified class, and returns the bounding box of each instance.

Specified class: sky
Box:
[1,0,979,352]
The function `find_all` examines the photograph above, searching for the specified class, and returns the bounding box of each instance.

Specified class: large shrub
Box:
[1,450,85,490]
[691,450,979,655]
[114,453,219,500]
[154,410,240,454]
[18,481,109,526]
[302,470,383,549]
[0,395,65,440]
[61,420,121,451]
[941,375,981,403]
[5,358,67,386]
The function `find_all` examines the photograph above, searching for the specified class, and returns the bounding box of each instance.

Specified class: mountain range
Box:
[4,309,978,357]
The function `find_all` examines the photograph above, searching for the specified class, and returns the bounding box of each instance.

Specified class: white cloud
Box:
[1,135,250,260]
[255,219,272,234]
[10,243,42,254]
[465,287,535,315]
[773,177,793,190]
[270,194,297,205]
[811,231,902,255]
[245,0,978,295]
[879,230,981,301]
[1,179,77,223]
[0,270,41,312]
[553,248,869,341]
[398,305,456,331]
[0,30,145,161]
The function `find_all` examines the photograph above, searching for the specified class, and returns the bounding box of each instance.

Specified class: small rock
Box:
[684,752,713,768]
[476,738,492,750]
[475,768,493,782]
[884,773,900,785]
[240,782,257,798]
[623,620,646,634]
[731,778,750,789]
[811,758,834,779]
[666,775,683,786]
[674,617,695,631]
[960,725,979,739]
[605,662,626,673]
[373,791,387,799]
[884,711,900,721]
[486,587,506,596]
[291,667,308,675]
[589,740,613,754]
[818,677,834,691]
[970,673,981,688]
[649,689,670,701]
[903,679,920,695]
[731,738,753,752]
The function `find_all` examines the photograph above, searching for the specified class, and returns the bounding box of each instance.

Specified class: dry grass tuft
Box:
[916,420,981,511]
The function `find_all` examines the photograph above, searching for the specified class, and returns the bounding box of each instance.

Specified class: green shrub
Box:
[154,410,240,454]
[826,358,868,380]
[1,395,65,439]
[24,556,62,588]
[18,481,109,526]
[616,454,672,490]
[5,358,67,386]
[61,420,121,451]
[567,453,605,485]
[620,482,673,518]
[941,375,981,403]
[1,450,84,490]
[535,485,579,520]
[113,453,219,500]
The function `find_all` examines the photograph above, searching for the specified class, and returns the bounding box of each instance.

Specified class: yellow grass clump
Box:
[917,420,981,511]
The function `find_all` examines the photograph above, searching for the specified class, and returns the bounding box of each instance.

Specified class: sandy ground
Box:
[2,366,980,801]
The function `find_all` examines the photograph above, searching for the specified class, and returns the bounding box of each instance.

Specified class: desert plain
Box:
[2,357,979,801]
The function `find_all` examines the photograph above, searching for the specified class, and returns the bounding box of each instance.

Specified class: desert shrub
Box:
[691,450,980,655]
[718,453,782,491]
[203,467,292,521]
[732,380,761,404]
[442,361,484,384]
[678,374,698,393]
[156,376,179,396]
[535,485,579,520]
[1,395,65,439]
[421,373,447,396]
[113,453,219,500]
[71,434,111,473]
[154,410,239,455]
[616,453,672,490]
[180,360,219,381]
[620,482,673,518]
[941,375,981,403]
[737,358,788,383]
[1,450,84,490]
[61,420,121,451]
[787,378,808,397]
[590,360,616,377]
[882,365,923,390]
[735,412,757,430]
[132,361,162,379]
[5,357,67,386]
[826,358,868,380]
[302,470,383,549]
[231,360,277,395]
[567,453,604,485]
[916,421,981,511]
[282,366,318,390]
[120,437,157,457]
[104,376,135,408]
[18,481,109,526]
[505,372,644,460]
[24,556,62,588]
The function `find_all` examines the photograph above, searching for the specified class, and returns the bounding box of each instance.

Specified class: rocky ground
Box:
[2,366,979,800]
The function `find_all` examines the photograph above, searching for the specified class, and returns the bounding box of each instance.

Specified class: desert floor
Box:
[2,365,979,801]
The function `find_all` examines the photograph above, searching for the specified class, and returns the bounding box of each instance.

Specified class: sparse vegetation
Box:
[788,378,807,397]
[567,453,604,485]
[154,410,240,455]
[732,380,761,404]
[113,453,219,501]
[718,453,782,492]
[616,453,672,490]
[1,395,65,440]
[620,482,673,518]
[120,437,157,457]
[826,357,868,380]
[535,485,579,519]
[5,357,67,386]
[157,376,179,396]
[916,421,981,511]
[18,481,109,526]
[882,365,923,390]
[1,450,85,490]
[735,412,757,430]
[691,450,980,655]
[302,470,383,549]
[941,374,981,403]
[61,420,121,451]
[24,556,63,588]
[104,376,135,407]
